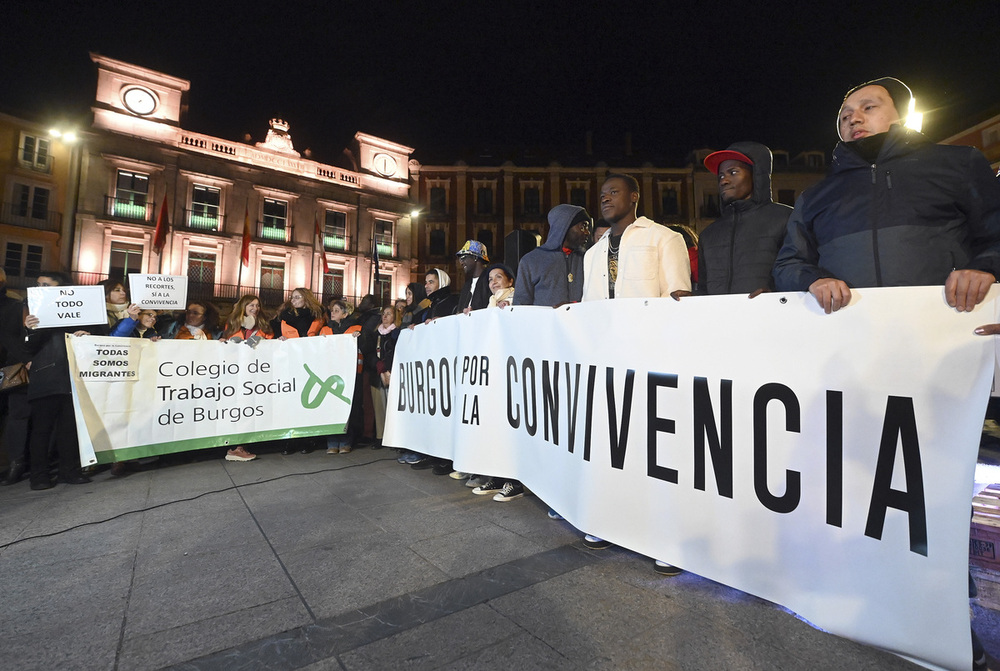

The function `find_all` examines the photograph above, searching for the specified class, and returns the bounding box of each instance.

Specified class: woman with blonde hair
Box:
[274,288,331,455]
[274,288,332,339]
[219,294,273,463]
[221,294,273,343]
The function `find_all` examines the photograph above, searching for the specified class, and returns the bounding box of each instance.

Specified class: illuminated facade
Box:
[942,112,1000,171]
[3,53,833,300]
[67,53,416,308]
[409,146,825,279]
[0,112,76,286]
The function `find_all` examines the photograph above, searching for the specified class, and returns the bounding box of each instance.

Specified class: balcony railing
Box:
[0,201,61,232]
[324,233,352,253]
[256,221,293,243]
[184,208,226,232]
[375,239,398,258]
[105,195,155,223]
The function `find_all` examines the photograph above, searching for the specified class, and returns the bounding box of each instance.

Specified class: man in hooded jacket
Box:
[698,142,792,296]
[772,77,1000,314]
[514,204,591,306]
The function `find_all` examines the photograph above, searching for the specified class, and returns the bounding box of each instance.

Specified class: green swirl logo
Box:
[301,364,352,409]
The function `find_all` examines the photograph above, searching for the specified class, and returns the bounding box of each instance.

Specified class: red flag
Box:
[314,214,330,274]
[370,228,381,296]
[241,204,251,267]
[153,199,170,254]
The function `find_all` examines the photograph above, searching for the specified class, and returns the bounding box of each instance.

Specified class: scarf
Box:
[185,325,208,340]
[281,308,315,337]
[107,302,129,322]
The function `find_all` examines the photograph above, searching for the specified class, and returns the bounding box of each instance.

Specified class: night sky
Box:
[2,1,997,166]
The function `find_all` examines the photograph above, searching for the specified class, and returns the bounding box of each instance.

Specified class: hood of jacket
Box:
[542,204,589,251]
[721,141,774,206]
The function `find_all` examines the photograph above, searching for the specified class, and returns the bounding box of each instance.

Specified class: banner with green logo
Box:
[66,335,357,464]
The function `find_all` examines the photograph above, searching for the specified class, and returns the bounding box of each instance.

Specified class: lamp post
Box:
[49,127,83,273]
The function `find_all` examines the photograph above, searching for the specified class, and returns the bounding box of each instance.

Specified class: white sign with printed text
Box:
[128,274,189,309]
[26,285,107,328]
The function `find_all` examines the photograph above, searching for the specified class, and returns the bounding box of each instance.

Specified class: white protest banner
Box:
[383,286,998,671]
[27,285,107,328]
[67,335,357,464]
[128,274,189,309]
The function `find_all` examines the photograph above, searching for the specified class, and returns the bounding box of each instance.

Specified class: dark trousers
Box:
[2,387,30,464]
[28,395,81,483]
[345,370,366,445]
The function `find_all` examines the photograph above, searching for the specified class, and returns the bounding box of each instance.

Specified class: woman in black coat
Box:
[23,272,107,489]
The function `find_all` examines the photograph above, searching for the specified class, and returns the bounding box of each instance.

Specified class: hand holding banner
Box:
[383,286,999,671]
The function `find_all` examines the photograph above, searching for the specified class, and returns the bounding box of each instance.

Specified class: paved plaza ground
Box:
[1,445,997,670]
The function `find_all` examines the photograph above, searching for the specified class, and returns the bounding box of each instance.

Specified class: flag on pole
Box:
[241,203,251,267]
[152,199,170,254]
[370,227,381,296]
[314,214,330,274]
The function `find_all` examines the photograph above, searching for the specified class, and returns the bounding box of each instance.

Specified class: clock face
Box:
[122,87,157,116]
[373,153,397,177]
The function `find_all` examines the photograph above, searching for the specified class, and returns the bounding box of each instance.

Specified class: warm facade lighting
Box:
[49,127,79,143]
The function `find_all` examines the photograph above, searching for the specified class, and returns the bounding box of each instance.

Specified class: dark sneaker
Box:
[472,478,505,495]
[653,560,683,576]
[493,481,524,502]
[547,509,564,520]
[410,457,435,470]
[583,534,612,550]
[431,462,453,476]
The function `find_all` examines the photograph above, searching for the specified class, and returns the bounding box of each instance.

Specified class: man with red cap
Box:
[697,142,792,296]
[773,77,1000,314]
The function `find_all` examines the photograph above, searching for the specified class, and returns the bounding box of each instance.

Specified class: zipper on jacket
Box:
[886,171,892,189]
[871,163,882,286]
[726,209,738,293]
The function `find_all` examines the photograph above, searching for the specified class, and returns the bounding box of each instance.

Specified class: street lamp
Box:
[49,127,84,273]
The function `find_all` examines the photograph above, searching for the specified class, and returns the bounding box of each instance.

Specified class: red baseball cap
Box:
[703,150,754,176]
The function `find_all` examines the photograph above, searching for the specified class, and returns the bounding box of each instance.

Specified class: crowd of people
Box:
[1,75,999,667]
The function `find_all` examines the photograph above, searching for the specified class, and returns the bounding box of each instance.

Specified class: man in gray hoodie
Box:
[513,204,591,307]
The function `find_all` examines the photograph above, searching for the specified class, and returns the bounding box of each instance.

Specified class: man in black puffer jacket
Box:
[773,77,1000,314]
[698,142,792,296]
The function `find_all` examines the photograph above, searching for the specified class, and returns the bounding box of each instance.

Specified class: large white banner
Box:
[67,335,357,464]
[383,287,998,671]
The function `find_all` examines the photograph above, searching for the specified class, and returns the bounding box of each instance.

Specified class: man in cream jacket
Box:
[582,174,691,300]
[579,173,690,576]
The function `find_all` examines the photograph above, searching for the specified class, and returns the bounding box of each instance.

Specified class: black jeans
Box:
[2,387,30,464]
[28,395,81,483]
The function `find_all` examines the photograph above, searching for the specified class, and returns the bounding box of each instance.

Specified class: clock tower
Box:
[353,132,414,182]
[90,52,190,131]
